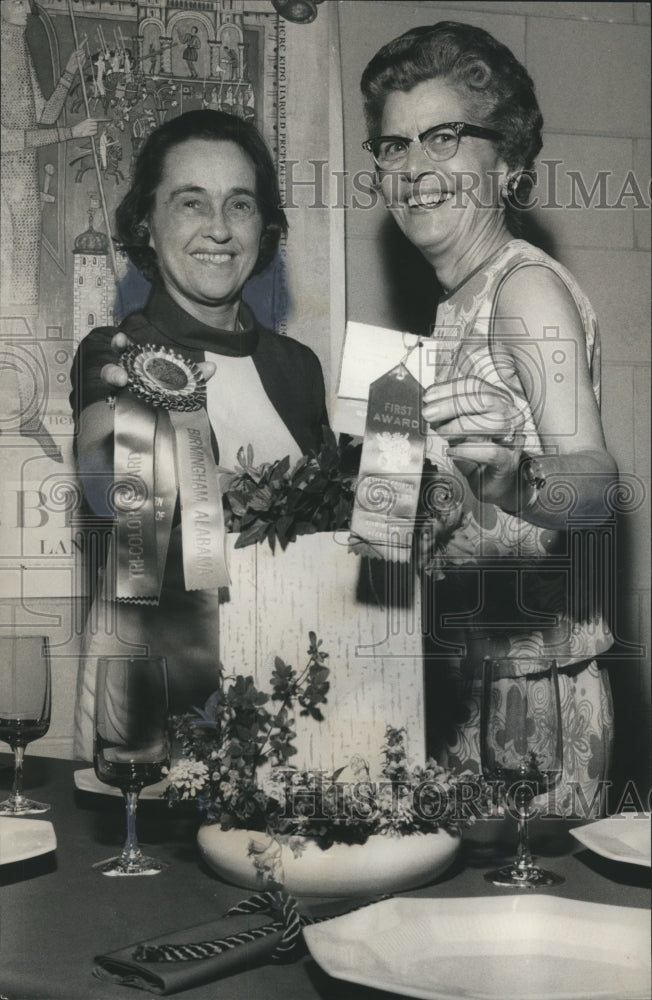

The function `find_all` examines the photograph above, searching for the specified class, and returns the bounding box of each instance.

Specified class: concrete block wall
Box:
[339,0,651,797]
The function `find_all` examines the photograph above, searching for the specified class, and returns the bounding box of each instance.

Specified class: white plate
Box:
[570,813,651,867]
[0,817,57,865]
[304,895,651,1000]
[73,768,169,800]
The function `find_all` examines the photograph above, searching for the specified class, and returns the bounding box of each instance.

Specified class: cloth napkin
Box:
[93,891,387,995]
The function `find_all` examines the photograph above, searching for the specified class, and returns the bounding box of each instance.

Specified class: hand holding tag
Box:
[423,374,526,509]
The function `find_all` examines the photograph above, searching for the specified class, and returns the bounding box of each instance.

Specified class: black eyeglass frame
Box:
[362,121,504,168]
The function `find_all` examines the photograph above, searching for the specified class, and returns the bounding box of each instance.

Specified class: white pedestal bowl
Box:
[197,825,460,897]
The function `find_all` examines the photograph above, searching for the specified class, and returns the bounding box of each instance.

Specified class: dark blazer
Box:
[69,282,329,462]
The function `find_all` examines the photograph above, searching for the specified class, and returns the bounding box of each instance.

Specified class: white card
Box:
[332,321,443,436]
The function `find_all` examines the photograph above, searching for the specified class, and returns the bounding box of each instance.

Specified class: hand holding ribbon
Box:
[101,332,217,393]
[423,374,527,511]
[103,334,230,604]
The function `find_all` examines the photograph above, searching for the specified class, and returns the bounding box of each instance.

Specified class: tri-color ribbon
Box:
[112,344,230,603]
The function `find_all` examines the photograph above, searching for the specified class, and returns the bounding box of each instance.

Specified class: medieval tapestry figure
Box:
[0,0,99,316]
[1,0,283,534]
[180,24,200,78]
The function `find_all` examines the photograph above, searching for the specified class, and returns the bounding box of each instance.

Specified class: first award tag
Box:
[350,363,426,561]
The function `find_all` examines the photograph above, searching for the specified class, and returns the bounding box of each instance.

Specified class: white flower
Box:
[167,758,209,794]
[220,782,234,801]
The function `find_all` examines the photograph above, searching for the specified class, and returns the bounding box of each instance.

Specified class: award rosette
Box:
[350,363,426,561]
[112,344,230,603]
[121,344,206,411]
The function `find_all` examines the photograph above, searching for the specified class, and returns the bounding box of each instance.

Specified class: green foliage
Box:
[222,431,357,550]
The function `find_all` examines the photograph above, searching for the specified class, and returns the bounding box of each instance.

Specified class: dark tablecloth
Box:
[1,755,649,1000]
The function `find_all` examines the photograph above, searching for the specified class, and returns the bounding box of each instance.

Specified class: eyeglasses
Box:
[362,121,504,170]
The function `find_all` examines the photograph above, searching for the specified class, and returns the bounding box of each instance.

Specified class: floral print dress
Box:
[424,240,614,816]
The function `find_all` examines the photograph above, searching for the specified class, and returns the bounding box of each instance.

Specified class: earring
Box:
[134,223,149,240]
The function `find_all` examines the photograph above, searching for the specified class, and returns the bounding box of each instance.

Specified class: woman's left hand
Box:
[423,375,526,508]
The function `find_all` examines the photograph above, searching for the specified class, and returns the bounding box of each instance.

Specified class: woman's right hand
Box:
[422,375,526,510]
[100,332,216,389]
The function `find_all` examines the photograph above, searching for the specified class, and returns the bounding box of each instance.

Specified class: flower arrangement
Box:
[165,633,487,855]
[165,439,486,886]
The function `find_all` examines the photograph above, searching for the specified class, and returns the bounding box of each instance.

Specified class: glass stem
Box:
[122,791,142,864]
[12,746,25,801]
[515,788,533,870]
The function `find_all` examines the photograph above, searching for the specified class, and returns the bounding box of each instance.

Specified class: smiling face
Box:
[147,138,263,325]
[378,78,510,269]
[1,0,30,27]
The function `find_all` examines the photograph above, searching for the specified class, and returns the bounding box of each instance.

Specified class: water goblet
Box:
[93,656,170,876]
[0,635,51,815]
[481,656,564,887]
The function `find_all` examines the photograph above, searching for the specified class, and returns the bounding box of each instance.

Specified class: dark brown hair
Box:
[116,110,287,281]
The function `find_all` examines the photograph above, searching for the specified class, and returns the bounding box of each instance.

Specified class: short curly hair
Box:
[115,110,287,282]
[360,22,543,204]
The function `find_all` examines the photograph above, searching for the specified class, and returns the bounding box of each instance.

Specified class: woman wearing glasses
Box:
[361,22,617,814]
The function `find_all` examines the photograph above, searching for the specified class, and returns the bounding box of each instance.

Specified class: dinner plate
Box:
[303,895,651,1000]
[73,768,169,800]
[570,813,651,867]
[0,817,57,865]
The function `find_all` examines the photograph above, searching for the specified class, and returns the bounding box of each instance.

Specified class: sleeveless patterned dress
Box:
[424,239,614,816]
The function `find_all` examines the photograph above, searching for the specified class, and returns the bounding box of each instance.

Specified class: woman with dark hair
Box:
[70,109,328,757]
[361,23,617,813]
[114,109,287,285]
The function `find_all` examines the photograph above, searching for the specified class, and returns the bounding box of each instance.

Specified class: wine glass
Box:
[480,656,564,887]
[93,656,170,876]
[0,635,51,815]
